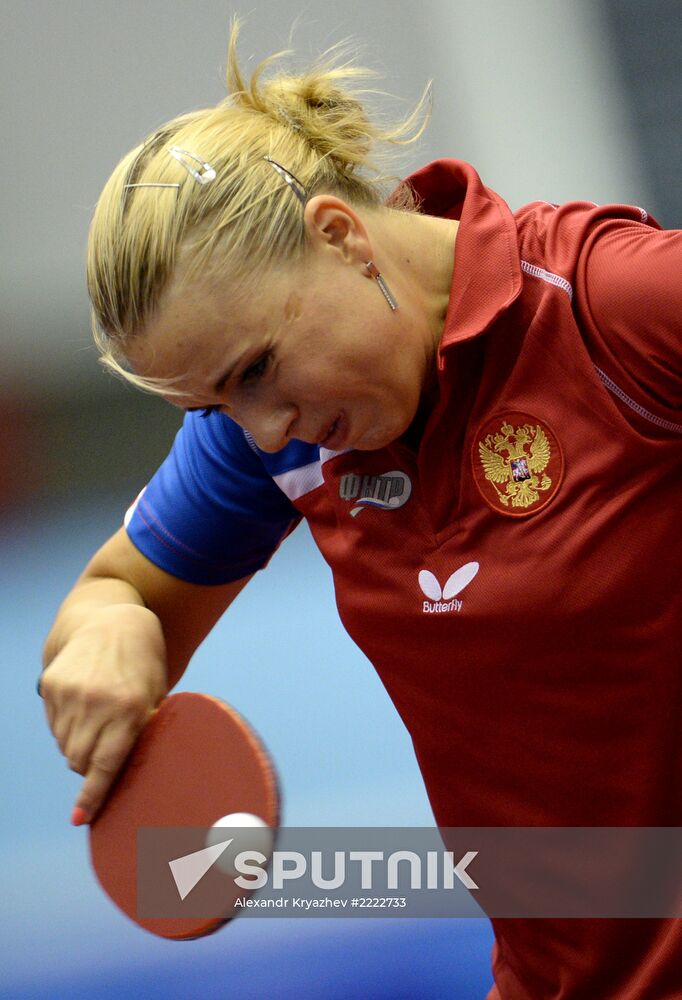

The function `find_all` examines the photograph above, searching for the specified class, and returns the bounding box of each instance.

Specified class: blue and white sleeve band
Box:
[125,410,302,585]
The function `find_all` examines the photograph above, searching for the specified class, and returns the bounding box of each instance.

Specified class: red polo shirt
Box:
[126,160,682,998]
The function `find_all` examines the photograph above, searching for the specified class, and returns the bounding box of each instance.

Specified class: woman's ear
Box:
[303,194,372,264]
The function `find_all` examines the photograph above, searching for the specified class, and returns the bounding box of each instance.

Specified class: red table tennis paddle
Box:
[88,691,279,940]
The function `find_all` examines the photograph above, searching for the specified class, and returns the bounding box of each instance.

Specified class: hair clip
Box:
[263,156,307,205]
[276,107,303,133]
[123,182,181,191]
[169,146,217,185]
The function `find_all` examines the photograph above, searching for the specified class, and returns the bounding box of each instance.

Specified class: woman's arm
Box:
[41,526,251,823]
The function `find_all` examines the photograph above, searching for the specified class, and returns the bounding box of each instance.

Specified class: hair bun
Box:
[265,74,373,167]
[225,20,430,189]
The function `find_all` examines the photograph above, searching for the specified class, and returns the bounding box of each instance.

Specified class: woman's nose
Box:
[236,400,297,453]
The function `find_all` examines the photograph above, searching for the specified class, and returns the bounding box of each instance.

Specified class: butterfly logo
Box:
[418,563,479,612]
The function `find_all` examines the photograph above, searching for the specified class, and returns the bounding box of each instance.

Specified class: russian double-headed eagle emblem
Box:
[472,413,563,517]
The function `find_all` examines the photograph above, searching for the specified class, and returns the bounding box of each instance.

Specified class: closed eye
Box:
[184,406,219,418]
[240,351,272,384]
[183,350,272,417]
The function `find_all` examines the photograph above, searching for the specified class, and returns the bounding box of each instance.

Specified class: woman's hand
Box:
[40,603,168,824]
[40,525,252,824]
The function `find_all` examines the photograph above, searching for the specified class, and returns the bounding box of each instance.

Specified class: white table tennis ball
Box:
[205,812,274,877]
[212,811,269,830]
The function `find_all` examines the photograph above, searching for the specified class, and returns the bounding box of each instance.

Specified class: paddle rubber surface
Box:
[89,692,279,939]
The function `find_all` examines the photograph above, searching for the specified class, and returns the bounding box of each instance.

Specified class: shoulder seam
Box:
[521,259,573,302]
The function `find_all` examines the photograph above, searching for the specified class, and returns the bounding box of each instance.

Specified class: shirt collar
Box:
[401,159,522,354]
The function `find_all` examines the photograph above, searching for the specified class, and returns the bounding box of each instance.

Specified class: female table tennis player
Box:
[40,21,681,1000]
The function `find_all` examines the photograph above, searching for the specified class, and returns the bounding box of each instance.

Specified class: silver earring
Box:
[366,261,398,311]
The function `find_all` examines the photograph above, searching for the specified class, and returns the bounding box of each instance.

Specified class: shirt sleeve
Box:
[575,219,682,414]
[124,411,301,585]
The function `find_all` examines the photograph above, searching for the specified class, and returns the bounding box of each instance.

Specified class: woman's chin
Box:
[350,426,397,452]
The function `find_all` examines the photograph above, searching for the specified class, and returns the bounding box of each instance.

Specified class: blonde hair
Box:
[87,18,431,394]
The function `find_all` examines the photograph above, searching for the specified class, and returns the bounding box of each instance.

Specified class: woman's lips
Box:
[320,411,348,450]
